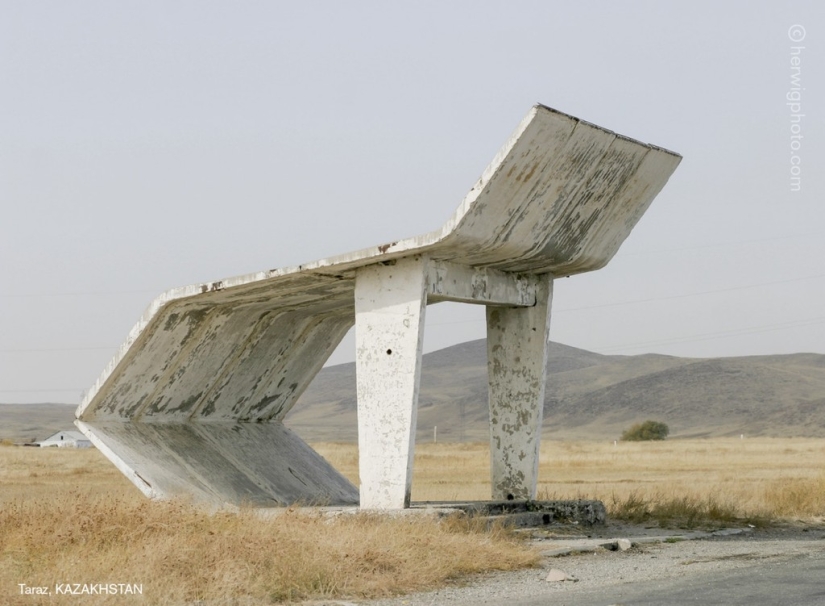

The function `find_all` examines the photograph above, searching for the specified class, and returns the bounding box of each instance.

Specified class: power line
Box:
[557,273,825,313]
[597,315,825,353]
[0,346,117,353]
[616,230,824,257]
[0,387,84,393]
[425,272,825,326]
[2,231,822,299]
[0,289,157,298]
[4,267,824,360]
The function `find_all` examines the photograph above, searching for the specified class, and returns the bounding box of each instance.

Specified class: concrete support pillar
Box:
[486,274,553,500]
[355,256,428,509]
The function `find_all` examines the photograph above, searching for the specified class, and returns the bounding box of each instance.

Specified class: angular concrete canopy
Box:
[76,105,681,509]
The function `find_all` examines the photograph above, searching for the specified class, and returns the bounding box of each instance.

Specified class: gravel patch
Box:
[358,524,825,606]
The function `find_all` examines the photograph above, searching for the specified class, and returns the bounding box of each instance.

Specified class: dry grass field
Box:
[2,438,824,604]
[315,437,825,523]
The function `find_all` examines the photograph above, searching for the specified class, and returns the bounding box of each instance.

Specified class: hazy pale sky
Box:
[1,1,823,404]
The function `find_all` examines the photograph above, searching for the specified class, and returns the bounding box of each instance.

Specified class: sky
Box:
[1,1,823,405]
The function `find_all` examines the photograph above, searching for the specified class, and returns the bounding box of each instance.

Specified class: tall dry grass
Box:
[0,446,536,605]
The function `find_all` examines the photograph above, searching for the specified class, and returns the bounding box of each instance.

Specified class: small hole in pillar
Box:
[386,349,393,355]
[506,493,514,501]
[542,513,551,525]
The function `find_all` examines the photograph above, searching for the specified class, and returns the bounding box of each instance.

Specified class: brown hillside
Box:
[0,403,77,442]
[286,340,825,441]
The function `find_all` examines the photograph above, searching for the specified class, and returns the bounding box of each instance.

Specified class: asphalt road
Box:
[364,525,825,606]
[518,549,825,606]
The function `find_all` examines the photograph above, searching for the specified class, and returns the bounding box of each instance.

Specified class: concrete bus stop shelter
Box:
[76,104,681,510]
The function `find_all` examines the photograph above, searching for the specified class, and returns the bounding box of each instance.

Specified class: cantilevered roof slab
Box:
[76,104,681,508]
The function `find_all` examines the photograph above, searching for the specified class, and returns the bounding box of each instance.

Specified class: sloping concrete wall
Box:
[76,420,357,505]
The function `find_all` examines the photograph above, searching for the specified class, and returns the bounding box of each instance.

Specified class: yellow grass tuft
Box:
[762,475,825,518]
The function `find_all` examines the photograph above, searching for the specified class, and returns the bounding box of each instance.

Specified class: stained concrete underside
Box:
[77,104,681,509]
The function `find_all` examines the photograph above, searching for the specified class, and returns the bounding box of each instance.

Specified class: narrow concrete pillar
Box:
[486,274,553,500]
[355,256,428,509]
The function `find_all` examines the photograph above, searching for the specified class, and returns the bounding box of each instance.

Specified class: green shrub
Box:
[621,420,669,441]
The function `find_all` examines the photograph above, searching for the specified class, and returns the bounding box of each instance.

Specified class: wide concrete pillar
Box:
[486,274,553,500]
[355,256,428,509]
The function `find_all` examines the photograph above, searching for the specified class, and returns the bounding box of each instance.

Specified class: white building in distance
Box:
[39,430,92,448]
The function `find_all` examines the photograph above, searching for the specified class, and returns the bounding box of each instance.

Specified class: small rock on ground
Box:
[545,568,577,582]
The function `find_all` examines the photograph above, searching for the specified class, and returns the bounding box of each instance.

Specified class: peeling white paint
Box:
[487,275,553,500]
[427,260,536,306]
[76,104,681,510]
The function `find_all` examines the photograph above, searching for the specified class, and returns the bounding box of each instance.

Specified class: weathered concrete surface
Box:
[354,257,543,509]
[76,419,358,506]
[426,260,537,306]
[355,257,429,509]
[77,104,681,509]
[487,275,553,500]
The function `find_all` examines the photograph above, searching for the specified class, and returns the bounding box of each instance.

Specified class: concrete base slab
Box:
[410,499,607,527]
[249,500,607,529]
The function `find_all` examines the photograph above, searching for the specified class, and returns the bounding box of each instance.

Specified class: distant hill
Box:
[5,341,825,442]
[0,403,77,443]
[285,340,825,441]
